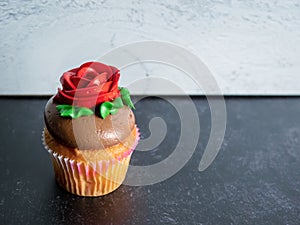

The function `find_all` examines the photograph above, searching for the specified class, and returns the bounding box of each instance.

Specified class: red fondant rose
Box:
[54,62,120,108]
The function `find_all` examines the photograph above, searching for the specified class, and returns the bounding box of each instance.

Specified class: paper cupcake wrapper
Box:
[42,127,140,197]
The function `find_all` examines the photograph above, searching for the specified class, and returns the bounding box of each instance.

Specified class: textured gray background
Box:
[1,0,300,95]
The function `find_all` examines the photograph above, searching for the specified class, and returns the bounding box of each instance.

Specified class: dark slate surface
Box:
[1,96,300,225]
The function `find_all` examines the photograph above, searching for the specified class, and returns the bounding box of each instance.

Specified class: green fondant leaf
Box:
[119,87,135,109]
[110,108,119,115]
[60,108,74,117]
[56,104,72,111]
[99,87,135,119]
[75,107,94,118]
[119,87,130,96]
[113,97,124,108]
[56,105,94,118]
[100,102,114,119]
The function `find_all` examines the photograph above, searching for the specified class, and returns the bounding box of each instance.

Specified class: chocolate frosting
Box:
[44,97,135,150]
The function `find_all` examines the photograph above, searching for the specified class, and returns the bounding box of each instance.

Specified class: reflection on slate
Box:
[1,97,300,224]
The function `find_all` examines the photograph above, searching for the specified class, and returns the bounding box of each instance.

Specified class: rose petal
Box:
[61,72,77,90]
[77,66,98,79]
[55,88,120,108]
[70,76,91,88]
[56,88,98,106]
[87,72,108,87]
[107,67,119,81]
[110,72,120,91]
[55,88,77,105]
[99,81,113,93]
[69,67,79,73]
[110,66,119,76]
[96,90,120,105]
[63,88,100,98]
[62,82,112,97]
[79,62,112,75]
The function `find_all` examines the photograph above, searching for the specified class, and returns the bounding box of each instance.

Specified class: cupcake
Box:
[43,61,139,196]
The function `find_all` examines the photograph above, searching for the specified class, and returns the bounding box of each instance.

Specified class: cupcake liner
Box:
[42,127,140,196]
